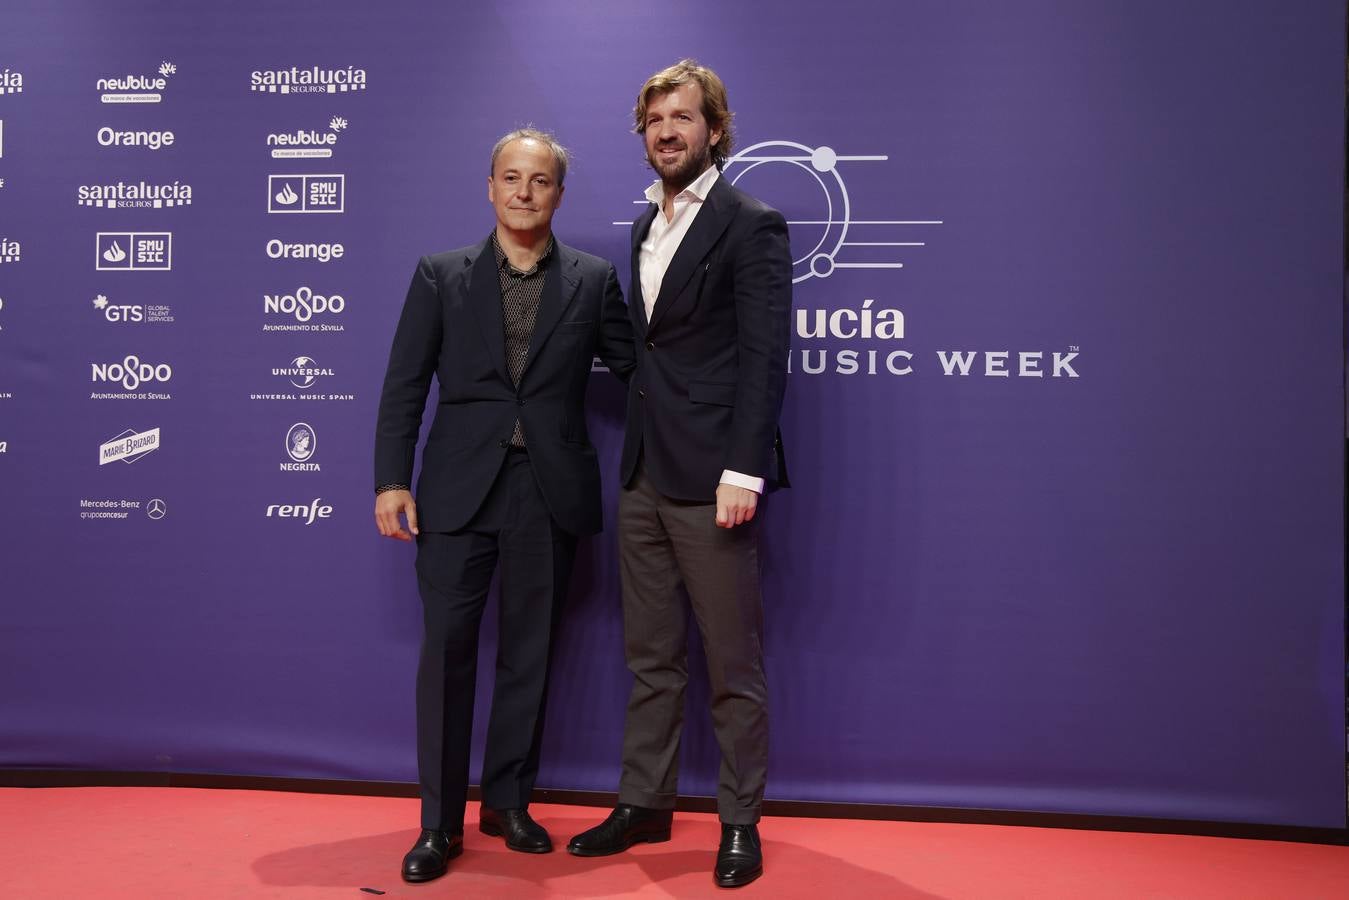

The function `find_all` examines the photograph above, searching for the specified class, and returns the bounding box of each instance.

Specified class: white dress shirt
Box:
[638,165,764,495]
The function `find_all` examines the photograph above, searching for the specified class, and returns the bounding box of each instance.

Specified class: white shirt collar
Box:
[643,164,721,206]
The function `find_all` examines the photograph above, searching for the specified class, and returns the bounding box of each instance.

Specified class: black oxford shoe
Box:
[714,823,763,888]
[478,806,553,853]
[401,828,463,883]
[566,804,674,856]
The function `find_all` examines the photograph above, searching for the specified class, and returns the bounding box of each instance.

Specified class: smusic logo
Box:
[97,233,172,271]
[281,422,319,471]
[251,66,367,95]
[98,61,176,103]
[268,174,344,213]
[99,427,160,465]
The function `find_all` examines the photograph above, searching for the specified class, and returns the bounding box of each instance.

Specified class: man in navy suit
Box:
[374,128,634,883]
[567,61,792,889]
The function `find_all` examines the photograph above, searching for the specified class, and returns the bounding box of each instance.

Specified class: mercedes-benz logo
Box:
[146,498,167,520]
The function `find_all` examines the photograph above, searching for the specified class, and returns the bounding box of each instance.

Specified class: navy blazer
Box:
[620,175,792,502]
[375,238,634,536]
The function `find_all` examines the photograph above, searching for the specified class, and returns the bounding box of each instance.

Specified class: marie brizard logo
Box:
[99,427,160,465]
[98,61,176,104]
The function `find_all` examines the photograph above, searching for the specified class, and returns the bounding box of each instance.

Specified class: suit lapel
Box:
[521,245,579,380]
[647,176,737,335]
[630,203,658,335]
[463,239,511,385]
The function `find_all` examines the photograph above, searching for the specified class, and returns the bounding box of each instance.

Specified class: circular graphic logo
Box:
[289,355,317,389]
[146,498,167,520]
[286,422,316,462]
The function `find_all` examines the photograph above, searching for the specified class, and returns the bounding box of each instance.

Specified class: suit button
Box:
[517,399,525,406]
[499,439,508,448]
[645,341,655,351]
[638,389,646,400]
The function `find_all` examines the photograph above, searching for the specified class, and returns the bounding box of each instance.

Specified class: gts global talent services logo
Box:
[98,61,176,103]
[269,116,347,159]
[281,422,319,472]
[251,65,367,95]
[78,180,193,209]
[94,293,174,325]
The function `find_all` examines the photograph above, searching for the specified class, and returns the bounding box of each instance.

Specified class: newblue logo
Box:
[97,233,172,271]
[268,174,344,213]
[269,116,346,159]
[251,66,366,95]
[98,62,175,103]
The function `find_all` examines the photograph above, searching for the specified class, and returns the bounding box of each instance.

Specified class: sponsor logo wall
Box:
[0,0,1342,831]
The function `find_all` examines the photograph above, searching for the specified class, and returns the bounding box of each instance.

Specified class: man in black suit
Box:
[567,61,791,889]
[374,128,634,883]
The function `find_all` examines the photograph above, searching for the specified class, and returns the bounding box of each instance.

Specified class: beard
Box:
[647,135,714,193]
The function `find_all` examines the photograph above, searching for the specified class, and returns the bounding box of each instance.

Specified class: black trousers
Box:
[615,464,769,825]
[413,452,576,831]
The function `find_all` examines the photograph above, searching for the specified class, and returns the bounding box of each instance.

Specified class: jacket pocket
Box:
[688,380,736,407]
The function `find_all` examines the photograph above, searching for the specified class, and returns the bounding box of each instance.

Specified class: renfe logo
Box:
[266,498,332,524]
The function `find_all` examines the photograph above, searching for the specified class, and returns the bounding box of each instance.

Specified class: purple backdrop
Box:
[0,0,1344,828]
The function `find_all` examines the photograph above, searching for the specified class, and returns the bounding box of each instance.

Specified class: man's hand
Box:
[715,484,758,528]
[375,489,419,541]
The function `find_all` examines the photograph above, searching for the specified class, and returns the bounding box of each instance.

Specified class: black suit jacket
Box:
[619,175,792,502]
[375,238,634,536]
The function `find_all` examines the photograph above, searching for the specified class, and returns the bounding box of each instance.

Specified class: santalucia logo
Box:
[251,66,366,95]
[91,355,172,391]
[1,68,23,95]
[78,180,193,209]
[0,238,18,264]
[263,286,345,330]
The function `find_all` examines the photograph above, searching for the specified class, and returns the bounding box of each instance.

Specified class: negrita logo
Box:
[281,422,319,472]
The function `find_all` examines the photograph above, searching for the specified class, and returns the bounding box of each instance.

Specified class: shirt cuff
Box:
[719,469,765,494]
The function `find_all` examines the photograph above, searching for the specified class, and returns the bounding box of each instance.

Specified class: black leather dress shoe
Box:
[714,823,763,888]
[478,806,553,853]
[401,829,463,883]
[566,804,674,856]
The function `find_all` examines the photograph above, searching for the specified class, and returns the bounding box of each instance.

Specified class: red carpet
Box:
[0,788,1344,898]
